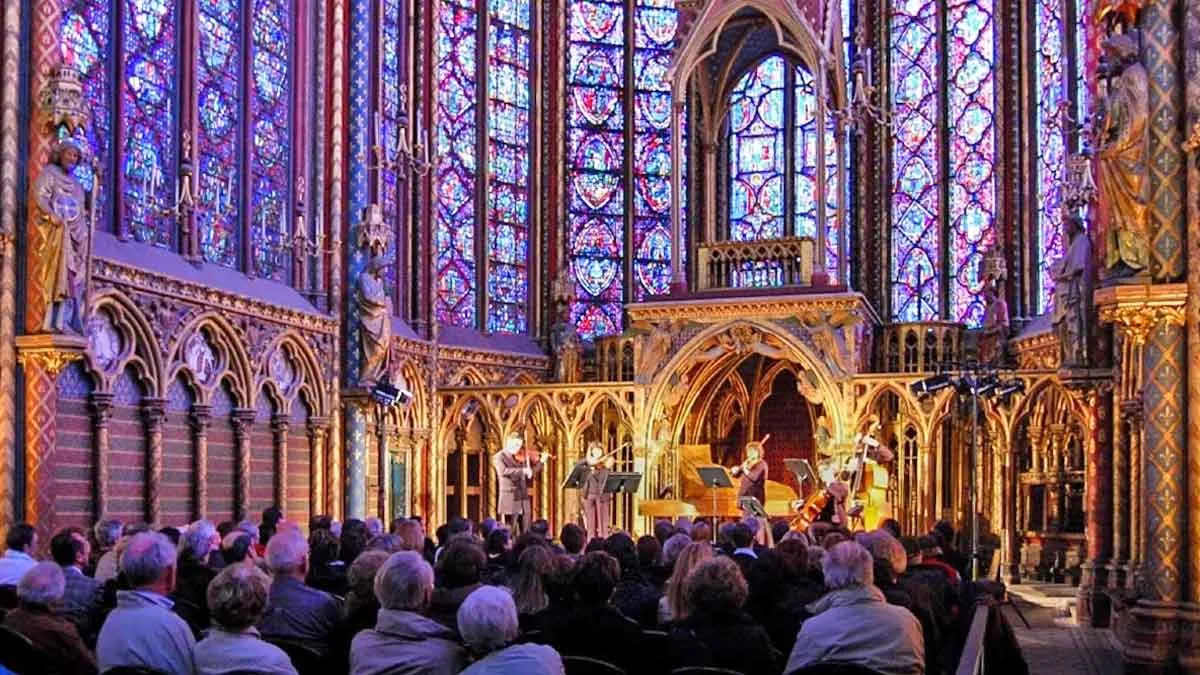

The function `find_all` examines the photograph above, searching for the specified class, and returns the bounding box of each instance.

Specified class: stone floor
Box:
[1007,584,1124,675]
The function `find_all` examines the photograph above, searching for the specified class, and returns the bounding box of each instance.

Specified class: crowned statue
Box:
[31,136,92,335]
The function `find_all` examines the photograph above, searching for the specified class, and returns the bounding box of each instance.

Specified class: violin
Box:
[514,447,554,464]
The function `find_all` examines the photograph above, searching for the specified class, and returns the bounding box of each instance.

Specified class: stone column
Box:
[190,405,211,519]
[1142,314,1186,602]
[89,392,114,519]
[15,336,84,544]
[376,413,389,520]
[272,414,290,510]
[0,0,24,538]
[308,417,329,517]
[1077,385,1113,627]
[669,99,686,293]
[344,397,369,518]
[1126,399,1144,587]
[232,409,256,521]
[142,398,167,526]
[1142,0,1186,282]
[1005,448,1021,584]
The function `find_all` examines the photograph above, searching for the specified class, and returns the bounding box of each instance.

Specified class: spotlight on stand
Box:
[995,378,1026,405]
[370,377,413,407]
[910,373,952,398]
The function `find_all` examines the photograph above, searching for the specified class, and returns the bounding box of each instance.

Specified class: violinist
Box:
[492,432,545,533]
[730,441,768,507]
[576,442,613,539]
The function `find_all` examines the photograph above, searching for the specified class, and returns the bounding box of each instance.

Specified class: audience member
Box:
[653,519,675,547]
[0,523,37,585]
[364,517,384,539]
[96,531,196,674]
[934,520,970,579]
[330,549,390,666]
[2,562,96,674]
[529,519,551,539]
[729,522,759,577]
[340,519,371,567]
[690,522,712,543]
[477,518,499,541]
[221,531,256,567]
[458,585,563,675]
[394,519,425,553]
[659,540,712,624]
[311,515,334,533]
[236,520,262,549]
[660,532,691,569]
[667,557,779,675]
[217,520,236,540]
[195,564,298,675]
[91,518,123,582]
[785,541,924,675]
[259,506,284,550]
[430,536,486,632]
[604,532,661,627]
[368,534,405,554]
[746,540,821,656]
[159,526,182,546]
[559,524,584,558]
[636,535,665,585]
[510,545,553,630]
[258,529,342,655]
[49,528,103,644]
[918,534,961,583]
[546,551,642,672]
[772,519,791,545]
[880,518,903,539]
[861,529,941,675]
[175,519,220,633]
[348,551,466,675]
[307,527,347,596]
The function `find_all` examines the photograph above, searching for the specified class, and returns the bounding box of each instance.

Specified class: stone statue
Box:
[635,321,674,384]
[31,137,91,334]
[357,256,392,384]
[555,329,583,384]
[978,279,1010,365]
[1051,214,1094,367]
[1095,32,1150,279]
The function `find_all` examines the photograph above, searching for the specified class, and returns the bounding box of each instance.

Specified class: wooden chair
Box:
[0,624,45,674]
[563,654,628,675]
[263,636,327,675]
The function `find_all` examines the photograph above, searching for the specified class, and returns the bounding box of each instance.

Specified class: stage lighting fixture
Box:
[995,379,1026,399]
[370,378,413,407]
[910,373,952,397]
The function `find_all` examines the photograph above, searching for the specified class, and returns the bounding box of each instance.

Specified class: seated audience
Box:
[658,541,712,624]
[159,526,182,547]
[458,586,563,675]
[195,564,298,675]
[667,557,778,675]
[0,523,37,585]
[311,515,334,533]
[393,519,426,553]
[654,519,675,547]
[91,518,123,582]
[729,522,759,576]
[430,535,487,632]
[340,519,371,568]
[367,534,405,554]
[175,519,220,633]
[860,530,941,675]
[350,551,466,675]
[364,517,384,539]
[306,527,347,596]
[933,521,970,579]
[332,550,390,668]
[484,527,512,584]
[477,518,499,541]
[604,532,661,627]
[880,518,903,540]
[785,541,924,675]
[529,519,551,540]
[49,528,103,645]
[546,551,642,672]
[746,540,821,656]
[2,562,95,674]
[258,529,342,654]
[220,531,257,567]
[97,532,196,674]
[918,534,961,583]
[559,524,585,559]
[510,545,552,630]
[259,506,284,552]
[637,535,667,588]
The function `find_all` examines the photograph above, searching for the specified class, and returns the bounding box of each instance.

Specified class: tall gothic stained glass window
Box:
[378,0,404,299]
[122,0,178,249]
[889,0,996,326]
[486,0,532,333]
[433,0,534,334]
[61,0,111,231]
[728,57,786,243]
[249,0,293,283]
[566,0,682,339]
[197,0,242,269]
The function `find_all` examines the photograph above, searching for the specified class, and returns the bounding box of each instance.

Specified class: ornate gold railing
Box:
[590,335,637,383]
[696,237,815,291]
[879,321,965,373]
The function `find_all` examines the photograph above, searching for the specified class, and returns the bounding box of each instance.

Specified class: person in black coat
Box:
[744,541,822,656]
[667,556,780,675]
[545,551,644,672]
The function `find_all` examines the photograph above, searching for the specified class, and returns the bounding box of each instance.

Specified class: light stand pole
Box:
[969,376,980,582]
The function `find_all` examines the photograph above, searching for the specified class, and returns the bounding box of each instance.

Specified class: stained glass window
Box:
[728,57,786,242]
[434,0,479,328]
[947,0,996,325]
[486,0,532,333]
[197,0,241,269]
[61,0,111,231]
[378,0,403,299]
[249,0,292,283]
[122,0,177,249]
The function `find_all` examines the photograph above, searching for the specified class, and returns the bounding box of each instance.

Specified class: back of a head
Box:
[261,506,283,528]
[159,527,181,546]
[774,538,809,572]
[690,522,712,543]
[486,528,512,556]
[375,551,434,612]
[310,515,333,532]
[365,517,384,538]
[573,551,620,604]
[860,529,908,577]
[308,527,340,565]
[266,529,309,576]
[685,556,747,616]
[347,549,391,602]
[559,524,584,555]
[661,532,691,567]
[236,520,260,543]
[654,520,675,545]
[438,537,486,588]
[823,540,874,590]
[584,537,605,554]
[207,564,271,631]
[340,519,370,564]
[636,535,661,568]
[395,520,425,552]
[900,536,921,561]
[181,519,217,562]
[447,517,472,538]
[17,562,65,608]
[216,521,235,539]
[457,585,519,656]
[6,523,35,553]
[880,518,902,539]
[50,528,86,567]
[602,532,637,572]
[917,535,938,555]
[221,532,253,565]
[478,518,498,539]
[933,520,955,543]
[730,522,753,550]
[529,519,550,538]
[94,519,123,549]
[121,532,177,588]
[368,534,405,554]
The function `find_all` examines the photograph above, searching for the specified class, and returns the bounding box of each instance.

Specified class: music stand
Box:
[562,461,589,490]
[738,496,768,519]
[695,466,733,543]
[603,472,641,495]
[784,459,817,494]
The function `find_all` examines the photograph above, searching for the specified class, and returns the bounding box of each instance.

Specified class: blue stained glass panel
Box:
[729,56,786,242]
[250,0,291,283]
[197,0,241,269]
[61,0,111,232]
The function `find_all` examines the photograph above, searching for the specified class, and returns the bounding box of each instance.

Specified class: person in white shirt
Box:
[0,523,38,585]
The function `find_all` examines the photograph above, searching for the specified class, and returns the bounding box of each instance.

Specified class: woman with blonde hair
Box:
[657,540,713,624]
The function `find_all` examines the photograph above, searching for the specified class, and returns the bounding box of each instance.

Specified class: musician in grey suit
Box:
[575,442,612,539]
[492,432,544,534]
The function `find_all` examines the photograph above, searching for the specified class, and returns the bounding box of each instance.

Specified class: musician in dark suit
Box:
[576,442,612,539]
[492,432,544,534]
[730,441,768,505]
